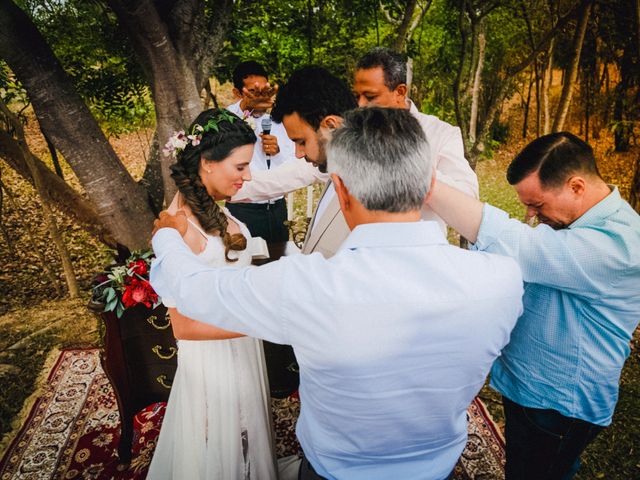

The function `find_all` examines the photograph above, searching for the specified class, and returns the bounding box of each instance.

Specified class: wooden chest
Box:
[89,301,177,463]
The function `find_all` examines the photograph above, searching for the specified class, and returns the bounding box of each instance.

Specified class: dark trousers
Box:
[298,454,327,480]
[226,198,289,243]
[228,198,299,397]
[503,396,604,480]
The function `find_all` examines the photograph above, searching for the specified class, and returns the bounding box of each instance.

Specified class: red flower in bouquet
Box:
[122,278,158,309]
[93,249,159,318]
[128,259,149,277]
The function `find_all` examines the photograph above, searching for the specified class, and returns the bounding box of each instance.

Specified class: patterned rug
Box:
[0,349,505,479]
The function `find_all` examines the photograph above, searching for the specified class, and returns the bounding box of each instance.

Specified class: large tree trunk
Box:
[552,0,592,132]
[0,0,155,249]
[107,0,202,205]
[106,0,233,205]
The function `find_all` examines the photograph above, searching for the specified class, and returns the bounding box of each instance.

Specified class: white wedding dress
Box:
[148,210,278,480]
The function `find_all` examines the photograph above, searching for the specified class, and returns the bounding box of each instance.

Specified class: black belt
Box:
[228,198,285,210]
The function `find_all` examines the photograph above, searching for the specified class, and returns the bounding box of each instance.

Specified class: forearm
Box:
[427,180,484,243]
[151,229,290,343]
[231,160,328,202]
[169,308,244,340]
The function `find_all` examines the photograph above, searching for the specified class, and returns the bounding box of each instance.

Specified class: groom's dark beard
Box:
[315,133,328,173]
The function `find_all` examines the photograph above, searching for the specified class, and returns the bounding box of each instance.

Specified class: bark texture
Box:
[107,0,233,204]
[0,0,155,249]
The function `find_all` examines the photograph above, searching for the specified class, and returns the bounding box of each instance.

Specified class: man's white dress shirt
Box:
[407,100,479,232]
[151,221,523,479]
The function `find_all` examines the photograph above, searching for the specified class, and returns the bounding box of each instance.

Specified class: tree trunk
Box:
[534,57,541,137]
[306,0,314,62]
[141,131,164,215]
[392,0,419,51]
[406,57,414,96]
[454,2,471,159]
[0,171,16,256]
[170,0,232,91]
[468,19,486,146]
[523,70,534,138]
[552,0,592,132]
[44,133,63,178]
[613,45,633,152]
[106,0,204,205]
[583,62,592,142]
[0,100,79,298]
[0,130,112,243]
[0,0,156,249]
[543,38,554,134]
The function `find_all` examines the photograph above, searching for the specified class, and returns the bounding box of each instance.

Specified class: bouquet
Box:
[92,250,160,318]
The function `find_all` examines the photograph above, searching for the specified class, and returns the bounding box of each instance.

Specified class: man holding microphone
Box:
[226,60,297,244]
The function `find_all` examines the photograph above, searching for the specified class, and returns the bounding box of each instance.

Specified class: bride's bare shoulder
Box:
[167,193,181,215]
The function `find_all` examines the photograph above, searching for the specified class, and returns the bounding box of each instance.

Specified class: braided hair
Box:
[170,108,256,262]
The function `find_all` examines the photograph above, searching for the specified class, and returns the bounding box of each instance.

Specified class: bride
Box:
[147,108,278,479]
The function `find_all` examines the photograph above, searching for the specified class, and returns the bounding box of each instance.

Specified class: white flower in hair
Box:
[163,130,188,158]
[163,110,242,158]
[187,134,201,146]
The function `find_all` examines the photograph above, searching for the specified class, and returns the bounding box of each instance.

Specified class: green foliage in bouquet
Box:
[92,250,160,318]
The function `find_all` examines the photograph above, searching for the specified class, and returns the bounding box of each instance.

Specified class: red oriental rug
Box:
[0,349,505,479]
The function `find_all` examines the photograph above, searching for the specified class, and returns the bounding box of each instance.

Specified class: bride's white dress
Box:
[148,210,277,480]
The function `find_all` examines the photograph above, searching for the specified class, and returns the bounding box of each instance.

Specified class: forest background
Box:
[0,0,638,478]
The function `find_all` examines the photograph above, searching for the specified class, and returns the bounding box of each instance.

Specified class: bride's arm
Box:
[168,307,245,340]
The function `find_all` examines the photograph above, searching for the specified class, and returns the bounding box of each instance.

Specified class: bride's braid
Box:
[170,109,256,262]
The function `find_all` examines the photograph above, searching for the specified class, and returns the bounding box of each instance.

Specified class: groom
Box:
[151,107,523,480]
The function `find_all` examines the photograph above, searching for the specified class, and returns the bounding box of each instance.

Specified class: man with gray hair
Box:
[150,107,523,480]
[354,47,478,233]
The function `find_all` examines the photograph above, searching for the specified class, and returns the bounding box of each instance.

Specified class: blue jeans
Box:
[503,397,604,480]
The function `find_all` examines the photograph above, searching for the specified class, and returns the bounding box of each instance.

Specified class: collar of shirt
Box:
[339,220,447,252]
[569,185,620,229]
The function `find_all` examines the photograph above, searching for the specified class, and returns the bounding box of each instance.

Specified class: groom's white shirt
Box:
[151,221,523,480]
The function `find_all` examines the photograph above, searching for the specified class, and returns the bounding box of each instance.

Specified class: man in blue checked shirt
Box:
[428,131,640,480]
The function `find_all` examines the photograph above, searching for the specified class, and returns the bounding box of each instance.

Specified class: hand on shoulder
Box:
[153,210,188,237]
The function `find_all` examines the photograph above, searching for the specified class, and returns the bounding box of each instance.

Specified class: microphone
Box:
[261,116,272,169]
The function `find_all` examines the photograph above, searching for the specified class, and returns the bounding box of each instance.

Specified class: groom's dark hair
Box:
[271,66,357,130]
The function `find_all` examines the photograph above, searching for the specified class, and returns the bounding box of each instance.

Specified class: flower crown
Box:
[163,109,242,158]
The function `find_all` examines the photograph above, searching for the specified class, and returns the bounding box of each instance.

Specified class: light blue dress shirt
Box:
[151,221,523,479]
[473,187,640,426]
